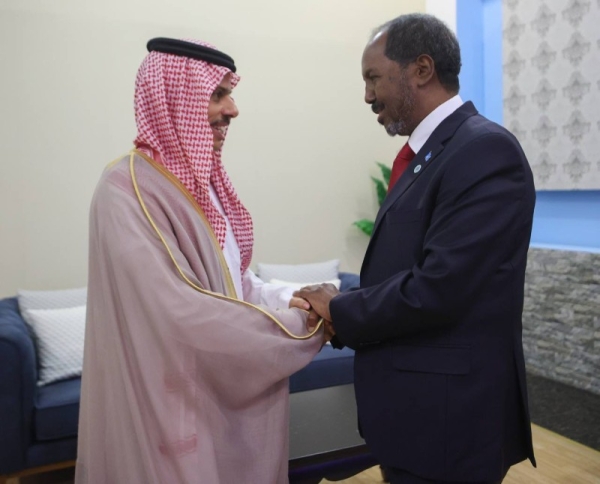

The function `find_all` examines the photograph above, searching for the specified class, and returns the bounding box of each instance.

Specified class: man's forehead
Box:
[371,30,387,45]
[365,31,387,56]
[362,32,387,70]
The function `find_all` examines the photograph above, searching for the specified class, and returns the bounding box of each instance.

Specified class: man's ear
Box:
[413,54,435,87]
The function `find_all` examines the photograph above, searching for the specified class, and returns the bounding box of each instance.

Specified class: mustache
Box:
[210,117,231,127]
[371,102,384,115]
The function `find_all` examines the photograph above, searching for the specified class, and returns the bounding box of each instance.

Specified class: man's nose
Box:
[223,97,239,118]
[364,87,375,105]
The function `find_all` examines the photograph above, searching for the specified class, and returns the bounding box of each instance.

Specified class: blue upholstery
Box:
[35,378,80,441]
[0,297,78,475]
[289,272,359,393]
[0,273,360,476]
[290,346,355,393]
[0,297,38,474]
[339,272,360,292]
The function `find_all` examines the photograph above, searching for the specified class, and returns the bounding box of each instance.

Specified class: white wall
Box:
[0,0,425,297]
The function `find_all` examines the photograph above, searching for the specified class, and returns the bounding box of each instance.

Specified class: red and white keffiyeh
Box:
[134,39,253,274]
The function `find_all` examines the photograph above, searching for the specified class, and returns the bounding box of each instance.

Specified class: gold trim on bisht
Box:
[129,150,323,340]
[133,149,238,298]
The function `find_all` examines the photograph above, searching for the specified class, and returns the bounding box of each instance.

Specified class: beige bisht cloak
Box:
[75,151,323,484]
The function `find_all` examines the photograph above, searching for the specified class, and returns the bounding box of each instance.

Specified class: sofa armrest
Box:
[339,272,360,292]
[0,297,37,474]
[290,345,355,393]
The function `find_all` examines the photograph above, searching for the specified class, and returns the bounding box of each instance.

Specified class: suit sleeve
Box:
[330,132,533,349]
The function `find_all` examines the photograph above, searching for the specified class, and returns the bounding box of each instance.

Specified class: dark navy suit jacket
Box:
[330,102,536,482]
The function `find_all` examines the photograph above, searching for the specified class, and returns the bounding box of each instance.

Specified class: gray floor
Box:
[527,373,600,451]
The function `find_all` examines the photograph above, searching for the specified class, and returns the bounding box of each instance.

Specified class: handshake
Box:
[289,283,341,344]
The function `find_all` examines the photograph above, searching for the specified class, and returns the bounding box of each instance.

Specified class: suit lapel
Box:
[368,102,479,248]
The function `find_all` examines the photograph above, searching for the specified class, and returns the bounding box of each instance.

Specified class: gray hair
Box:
[372,13,461,93]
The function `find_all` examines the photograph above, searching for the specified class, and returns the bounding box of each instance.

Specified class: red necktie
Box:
[388,142,416,193]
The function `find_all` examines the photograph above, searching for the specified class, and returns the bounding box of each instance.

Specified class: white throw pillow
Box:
[18,287,87,312]
[269,278,342,291]
[257,260,339,283]
[23,305,86,386]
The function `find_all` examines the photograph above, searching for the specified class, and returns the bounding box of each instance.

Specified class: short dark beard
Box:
[385,70,416,137]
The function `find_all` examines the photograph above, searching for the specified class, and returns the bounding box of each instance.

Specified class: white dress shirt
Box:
[408,95,464,154]
[208,185,294,308]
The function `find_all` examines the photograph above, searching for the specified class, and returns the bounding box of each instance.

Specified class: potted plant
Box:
[353,162,390,236]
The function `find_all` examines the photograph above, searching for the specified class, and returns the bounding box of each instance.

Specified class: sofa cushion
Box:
[290,345,355,393]
[35,377,80,441]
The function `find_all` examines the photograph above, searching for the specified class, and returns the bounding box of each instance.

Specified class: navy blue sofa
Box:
[0,272,359,479]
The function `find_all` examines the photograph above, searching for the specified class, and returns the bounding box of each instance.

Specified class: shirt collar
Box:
[408,95,464,155]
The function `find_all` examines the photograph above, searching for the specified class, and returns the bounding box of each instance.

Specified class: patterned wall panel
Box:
[503,0,600,189]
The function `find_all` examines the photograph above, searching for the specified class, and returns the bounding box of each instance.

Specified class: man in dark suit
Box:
[295,13,536,484]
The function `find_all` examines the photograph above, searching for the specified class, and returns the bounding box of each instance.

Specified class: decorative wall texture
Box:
[503,0,600,189]
[523,248,600,395]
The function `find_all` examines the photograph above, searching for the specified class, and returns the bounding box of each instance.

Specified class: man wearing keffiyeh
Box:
[75,38,325,484]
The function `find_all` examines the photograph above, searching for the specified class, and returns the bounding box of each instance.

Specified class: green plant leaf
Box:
[377,162,391,186]
[353,219,374,236]
[353,161,391,236]
[371,177,387,207]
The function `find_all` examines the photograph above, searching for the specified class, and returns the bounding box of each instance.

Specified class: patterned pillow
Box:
[17,287,87,312]
[23,305,86,386]
[257,260,340,283]
[269,278,341,290]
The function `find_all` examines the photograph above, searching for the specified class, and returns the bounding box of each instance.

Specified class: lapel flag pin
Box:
[414,164,422,173]
[425,151,432,162]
